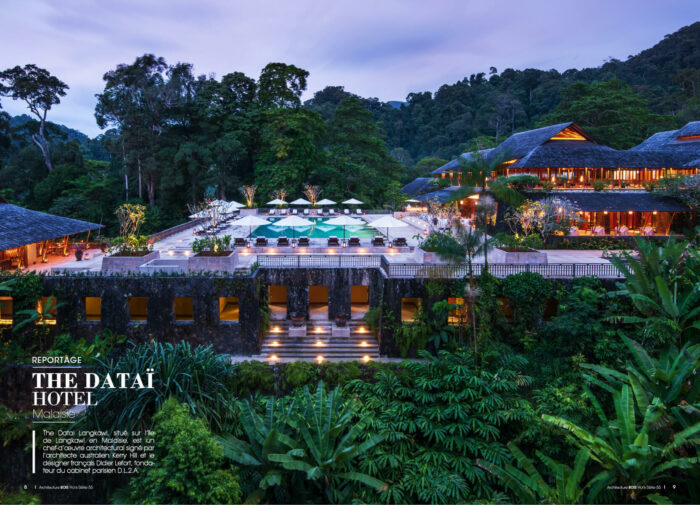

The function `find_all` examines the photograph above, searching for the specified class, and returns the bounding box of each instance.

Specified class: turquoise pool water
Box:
[254,218,379,239]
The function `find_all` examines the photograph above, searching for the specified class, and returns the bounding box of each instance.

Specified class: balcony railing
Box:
[258,254,624,278]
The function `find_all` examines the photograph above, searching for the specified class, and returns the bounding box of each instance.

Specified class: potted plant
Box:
[74,248,83,261]
[289,311,305,327]
[334,314,348,327]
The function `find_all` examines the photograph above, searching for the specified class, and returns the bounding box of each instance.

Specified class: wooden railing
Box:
[258,254,624,278]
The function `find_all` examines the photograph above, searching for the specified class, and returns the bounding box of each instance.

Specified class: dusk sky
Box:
[1,0,698,137]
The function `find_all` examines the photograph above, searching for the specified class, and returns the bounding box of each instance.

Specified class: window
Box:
[0,296,12,324]
[128,297,148,322]
[174,297,194,322]
[37,297,57,325]
[447,297,466,325]
[401,298,421,322]
[219,297,239,322]
[85,297,101,322]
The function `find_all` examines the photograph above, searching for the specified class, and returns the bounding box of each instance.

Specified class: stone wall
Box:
[40,274,262,355]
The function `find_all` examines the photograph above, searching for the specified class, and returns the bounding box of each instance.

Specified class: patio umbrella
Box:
[341,198,363,205]
[368,215,409,244]
[220,201,244,214]
[405,198,420,203]
[325,216,364,240]
[233,215,269,241]
[316,198,336,206]
[266,198,287,206]
[289,198,311,205]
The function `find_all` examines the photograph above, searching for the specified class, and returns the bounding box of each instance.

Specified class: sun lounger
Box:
[303,208,309,216]
[355,209,362,215]
[254,237,268,247]
[277,237,290,247]
[292,209,298,215]
[329,208,336,215]
[344,209,350,215]
[234,237,246,247]
[268,208,276,216]
[393,237,408,247]
[348,236,361,247]
[371,236,385,247]
[298,236,310,247]
[328,236,340,247]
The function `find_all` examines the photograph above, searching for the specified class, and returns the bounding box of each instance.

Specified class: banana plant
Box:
[581,336,700,428]
[218,383,385,504]
[609,237,700,345]
[484,442,607,504]
[543,385,700,504]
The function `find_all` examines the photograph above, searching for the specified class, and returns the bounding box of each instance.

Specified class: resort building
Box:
[0,197,102,271]
[404,121,699,235]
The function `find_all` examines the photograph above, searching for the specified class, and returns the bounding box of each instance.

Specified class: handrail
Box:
[258,254,624,278]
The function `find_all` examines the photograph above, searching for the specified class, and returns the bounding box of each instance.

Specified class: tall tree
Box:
[0,64,68,172]
[257,62,308,109]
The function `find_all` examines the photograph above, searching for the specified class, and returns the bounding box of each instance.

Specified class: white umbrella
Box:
[225,200,245,208]
[272,215,313,241]
[342,198,363,205]
[325,216,365,240]
[220,201,244,214]
[316,198,336,206]
[405,198,421,203]
[368,215,409,244]
[266,198,287,206]
[289,198,311,205]
[233,215,269,241]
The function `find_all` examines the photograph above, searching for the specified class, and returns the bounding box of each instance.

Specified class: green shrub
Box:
[321,361,362,387]
[126,398,242,504]
[192,235,232,255]
[79,341,237,433]
[501,272,552,333]
[0,485,40,505]
[232,360,275,396]
[282,360,319,390]
[0,406,31,446]
[45,330,126,364]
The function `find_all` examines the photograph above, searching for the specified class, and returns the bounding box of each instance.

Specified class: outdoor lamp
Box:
[291,239,296,249]
[342,240,347,248]
[388,242,393,248]
[246,240,251,248]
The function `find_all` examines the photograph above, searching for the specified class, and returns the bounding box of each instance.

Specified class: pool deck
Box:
[28,212,619,274]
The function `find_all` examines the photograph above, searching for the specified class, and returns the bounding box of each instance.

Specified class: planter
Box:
[101,250,160,274]
[290,313,305,327]
[187,251,236,272]
[334,315,348,327]
[74,249,83,261]
[499,248,547,264]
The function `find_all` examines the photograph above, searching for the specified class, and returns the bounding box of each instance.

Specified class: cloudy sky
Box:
[0,0,697,136]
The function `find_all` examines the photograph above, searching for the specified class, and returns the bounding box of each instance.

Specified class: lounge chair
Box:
[348,236,361,247]
[393,237,408,247]
[254,237,268,247]
[291,208,298,215]
[280,208,288,216]
[298,236,310,247]
[277,237,290,247]
[268,208,276,216]
[234,237,246,247]
[303,208,309,216]
[329,208,336,216]
[355,209,362,215]
[328,236,340,247]
[371,236,385,247]
[344,209,350,215]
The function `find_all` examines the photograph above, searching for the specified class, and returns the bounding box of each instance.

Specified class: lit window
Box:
[173,297,194,321]
[128,297,148,322]
[0,296,12,324]
[447,297,466,324]
[219,297,239,322]
[401,298,421,322]
[85,297,101,321]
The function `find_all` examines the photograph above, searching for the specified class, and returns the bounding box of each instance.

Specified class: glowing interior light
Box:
[362,355,371,363]
[269,354,279,362]
[270,341,280,347]
[316,355,325,363]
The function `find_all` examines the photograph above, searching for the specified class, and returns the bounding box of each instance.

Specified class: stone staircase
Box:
[260,320,380,362]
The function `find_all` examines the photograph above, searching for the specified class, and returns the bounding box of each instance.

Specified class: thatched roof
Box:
[401,177,435,196]
[431,149,495,175]
[412,186,464,204]
[630,121,700,164]
[524,191,689,212]
[0,203,103,251]
[485,122,592,162]
[510,140,692,170]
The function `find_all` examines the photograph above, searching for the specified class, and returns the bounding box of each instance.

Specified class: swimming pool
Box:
[253,218,380,239]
